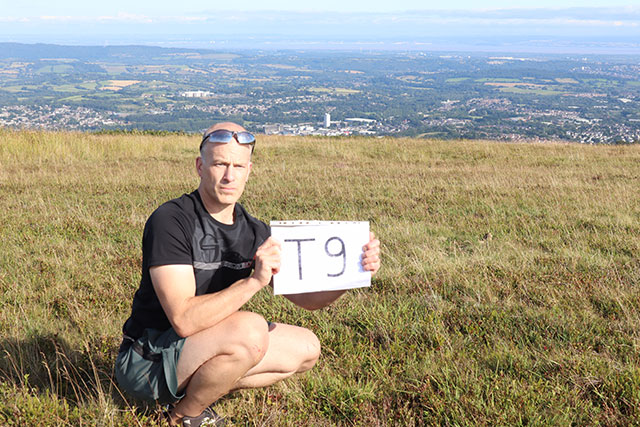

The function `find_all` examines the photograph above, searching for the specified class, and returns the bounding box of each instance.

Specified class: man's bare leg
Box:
[167,311,321,425]
[233,322,320,390]
[167,311,269,424]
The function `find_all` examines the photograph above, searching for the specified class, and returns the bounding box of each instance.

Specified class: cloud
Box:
[174,16,208,22]
[1,6,638,40]
[39,15,80,22]
[4,6,640,28]
[236,9,638,33]
[433,6,640,21]
[4,13,156,24]
[193,7,640,26]
[96,13,153,23]
[0,17,30,23]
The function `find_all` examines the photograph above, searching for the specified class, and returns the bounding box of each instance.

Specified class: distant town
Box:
[264,114,392,137]
[1,43,639,144]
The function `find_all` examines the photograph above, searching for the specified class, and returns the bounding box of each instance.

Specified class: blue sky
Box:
[1,0,636,14]
[1,1,639,52]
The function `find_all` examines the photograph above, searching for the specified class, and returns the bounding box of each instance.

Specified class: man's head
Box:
[196,122,255,219]
[199,122,256,156]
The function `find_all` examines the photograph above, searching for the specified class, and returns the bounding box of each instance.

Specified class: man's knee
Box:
[226,311,270,366]
[298,329,321,373]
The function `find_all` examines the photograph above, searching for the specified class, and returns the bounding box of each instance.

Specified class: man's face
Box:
[197,138,252,210]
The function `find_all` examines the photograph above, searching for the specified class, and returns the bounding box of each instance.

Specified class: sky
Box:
[1,0,639,53]
[1,0,636,14]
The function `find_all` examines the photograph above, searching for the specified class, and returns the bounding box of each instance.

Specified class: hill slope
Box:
[0,130,639,425]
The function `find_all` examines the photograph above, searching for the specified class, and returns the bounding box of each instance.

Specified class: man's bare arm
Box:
[151,237,281,337]
[283,232,381,310]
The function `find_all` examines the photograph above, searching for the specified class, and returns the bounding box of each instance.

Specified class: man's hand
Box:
[151,238,281,337]
[285,231,381,310]
[150,239,281,338]
[361,232,381,275]
[252,237,281,287]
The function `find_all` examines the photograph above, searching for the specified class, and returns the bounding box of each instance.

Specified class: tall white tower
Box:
[324,112,331,128]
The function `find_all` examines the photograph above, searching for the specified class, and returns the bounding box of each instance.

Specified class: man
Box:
[115,122,381,426]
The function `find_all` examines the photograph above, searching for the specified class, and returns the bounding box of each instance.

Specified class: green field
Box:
[584,78,620,89]
[476,78,521,83]
[498,87,566,96]
[0,84,39,93]
[35,64,74,74]
[308,87,361,95]
[51,84,85,93]
[0,130,639,425]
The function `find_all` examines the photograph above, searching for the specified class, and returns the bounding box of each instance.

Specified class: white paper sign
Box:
[270,221,371,295]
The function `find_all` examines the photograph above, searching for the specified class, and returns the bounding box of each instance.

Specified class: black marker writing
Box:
[284,238,315,280]
[325,236,346,277]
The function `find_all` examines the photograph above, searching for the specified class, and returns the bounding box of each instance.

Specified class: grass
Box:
[0,129,639,425]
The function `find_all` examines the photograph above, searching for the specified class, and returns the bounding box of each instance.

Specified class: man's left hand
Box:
[361,232,381,275]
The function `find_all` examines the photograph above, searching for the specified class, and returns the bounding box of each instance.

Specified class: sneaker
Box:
[182,407,226,427]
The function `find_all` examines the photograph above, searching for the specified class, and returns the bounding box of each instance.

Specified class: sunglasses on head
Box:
[200,129,256,152]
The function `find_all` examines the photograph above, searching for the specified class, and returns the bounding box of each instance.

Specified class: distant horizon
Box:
[1,36,639,56]
[1,5,639,55]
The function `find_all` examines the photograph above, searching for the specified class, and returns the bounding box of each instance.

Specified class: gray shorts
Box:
[114,328,186,404]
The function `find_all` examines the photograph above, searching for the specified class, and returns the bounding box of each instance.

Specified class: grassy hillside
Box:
[0,129,639,425]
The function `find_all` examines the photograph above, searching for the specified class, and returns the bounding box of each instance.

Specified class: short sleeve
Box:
[142,203,193,267]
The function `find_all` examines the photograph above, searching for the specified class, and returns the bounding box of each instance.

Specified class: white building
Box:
[181,90,212,98]
[345,118,376,124]
[324,112,331,128]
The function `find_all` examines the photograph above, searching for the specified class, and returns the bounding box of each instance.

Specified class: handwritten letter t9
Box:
[270,221,371,295]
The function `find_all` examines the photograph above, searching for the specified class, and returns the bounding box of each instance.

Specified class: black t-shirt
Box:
[122,190,270,339]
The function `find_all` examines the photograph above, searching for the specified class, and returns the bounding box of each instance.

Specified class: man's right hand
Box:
[152,238,281,337]
[252,237,281,287]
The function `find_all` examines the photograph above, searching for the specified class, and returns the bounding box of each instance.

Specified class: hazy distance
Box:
[1,3,639,54]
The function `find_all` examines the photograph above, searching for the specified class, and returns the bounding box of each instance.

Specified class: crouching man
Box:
[115,122,381,426]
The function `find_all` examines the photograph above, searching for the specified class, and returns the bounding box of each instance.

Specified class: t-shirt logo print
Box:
[193,224,223,271]
[200,232,220,262]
